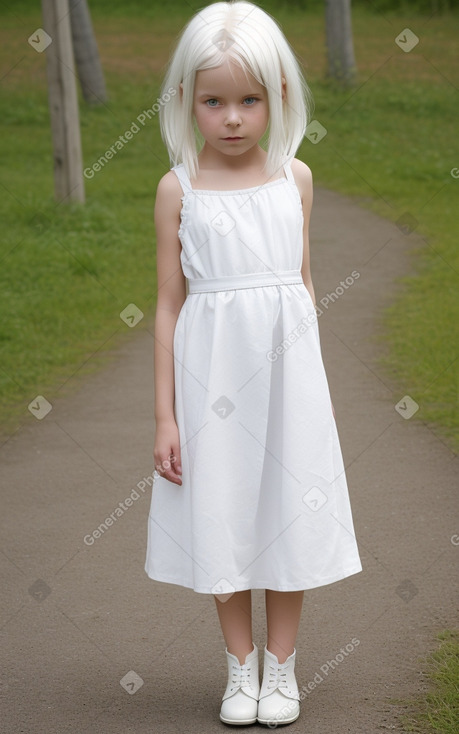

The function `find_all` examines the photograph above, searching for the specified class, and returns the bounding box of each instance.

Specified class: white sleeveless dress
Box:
[145,158,362,594]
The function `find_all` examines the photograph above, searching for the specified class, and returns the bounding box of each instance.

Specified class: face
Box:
[189,58,270,160]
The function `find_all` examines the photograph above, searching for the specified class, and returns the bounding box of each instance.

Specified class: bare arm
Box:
[153,171,186,483]
[293,158,335,419]
[292,158,315,305]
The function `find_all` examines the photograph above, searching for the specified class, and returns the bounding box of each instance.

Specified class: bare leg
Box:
[214,590,254,665]
[265,590,304,663]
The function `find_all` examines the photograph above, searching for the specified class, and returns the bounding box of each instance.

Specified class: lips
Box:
[223,137,243,140]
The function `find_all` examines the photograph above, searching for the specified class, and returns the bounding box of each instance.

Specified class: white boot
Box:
[219,643,260,725]
[257,646,300,726]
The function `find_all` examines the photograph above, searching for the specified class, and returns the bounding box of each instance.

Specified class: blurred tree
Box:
[69,0,108,104]
[42,0,85,203]
[325,0,357,86]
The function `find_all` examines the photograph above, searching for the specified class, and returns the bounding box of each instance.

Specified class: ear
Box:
[281,76,286,102]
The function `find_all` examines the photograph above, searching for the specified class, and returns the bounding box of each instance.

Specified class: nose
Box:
[224,105,242,126]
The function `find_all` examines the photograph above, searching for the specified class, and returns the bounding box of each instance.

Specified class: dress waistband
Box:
[187,269,304,294]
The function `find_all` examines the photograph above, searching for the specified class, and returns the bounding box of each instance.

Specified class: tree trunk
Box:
[41,0,85,203]
[69,0,108,104]
[325,0,357,86]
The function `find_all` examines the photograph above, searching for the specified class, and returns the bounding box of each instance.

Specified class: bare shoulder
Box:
[291,157,312,175]
[154,169,183,253]
[291,158,312,186]
[290,158,313,205]
[156,169,183,202]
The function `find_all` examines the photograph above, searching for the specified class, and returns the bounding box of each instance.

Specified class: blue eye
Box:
[205,97,258,107]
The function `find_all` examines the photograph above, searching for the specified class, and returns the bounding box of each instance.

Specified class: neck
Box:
[197,143,267,173]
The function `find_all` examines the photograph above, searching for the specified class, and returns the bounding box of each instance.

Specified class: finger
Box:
[156,452,182,485]
[170,442,182,477]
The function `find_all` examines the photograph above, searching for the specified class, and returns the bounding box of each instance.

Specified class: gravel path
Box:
[1,186,457,733]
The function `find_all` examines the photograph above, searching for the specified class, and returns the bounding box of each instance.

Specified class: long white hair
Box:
[159,0,313,181]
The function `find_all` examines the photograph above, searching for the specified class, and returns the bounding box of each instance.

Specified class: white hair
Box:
[159,0,313,181]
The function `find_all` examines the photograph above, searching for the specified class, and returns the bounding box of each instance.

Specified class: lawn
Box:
[397,630,459,734]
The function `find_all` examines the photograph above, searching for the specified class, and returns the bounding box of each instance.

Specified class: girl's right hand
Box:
[153,418,183,485]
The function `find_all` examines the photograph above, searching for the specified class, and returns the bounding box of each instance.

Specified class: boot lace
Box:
[229,661,255,692]
[265,662,289,691]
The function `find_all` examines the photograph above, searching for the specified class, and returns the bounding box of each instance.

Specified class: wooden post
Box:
[69,0,108,105]
[325,0,357,87]
[41,0,85,203]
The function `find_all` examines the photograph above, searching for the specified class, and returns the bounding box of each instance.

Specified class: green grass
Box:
[397,630,459,733]
[302,76,458,451]
[0,2,458,450]
[0,76,158,430]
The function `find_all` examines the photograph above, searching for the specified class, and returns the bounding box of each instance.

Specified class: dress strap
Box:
[173,160,295,190]
[282,157,296,183]
[172,163,192,195]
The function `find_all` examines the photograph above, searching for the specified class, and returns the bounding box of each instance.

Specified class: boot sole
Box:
[257,710,300,726]
[219,714,258,725]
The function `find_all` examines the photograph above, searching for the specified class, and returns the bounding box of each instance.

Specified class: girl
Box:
[145,1,362,727]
